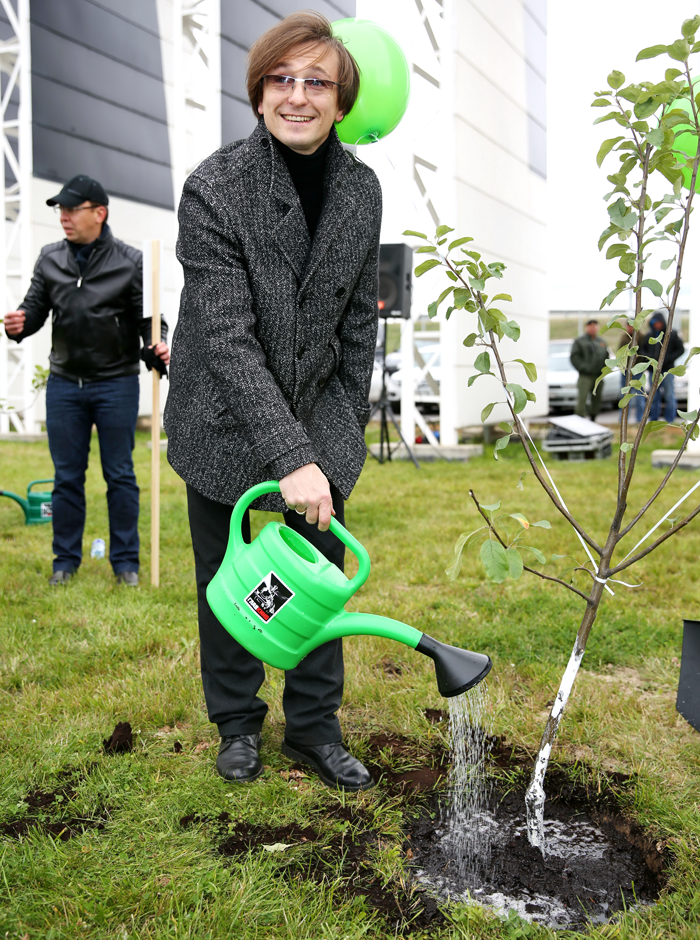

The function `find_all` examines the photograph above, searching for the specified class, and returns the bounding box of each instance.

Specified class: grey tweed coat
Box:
[164,119,382,512]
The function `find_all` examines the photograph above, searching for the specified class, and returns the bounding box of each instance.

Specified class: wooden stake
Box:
[150,239,161,588]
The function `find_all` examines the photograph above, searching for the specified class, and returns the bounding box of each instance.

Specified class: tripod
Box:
[367,322,419,469]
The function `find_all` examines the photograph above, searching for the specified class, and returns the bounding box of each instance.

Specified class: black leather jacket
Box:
[10,225,158,382]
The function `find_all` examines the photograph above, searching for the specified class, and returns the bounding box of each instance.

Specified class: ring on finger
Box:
[295,507,307,515]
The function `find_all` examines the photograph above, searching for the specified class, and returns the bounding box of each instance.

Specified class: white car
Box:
[548,340,620,412]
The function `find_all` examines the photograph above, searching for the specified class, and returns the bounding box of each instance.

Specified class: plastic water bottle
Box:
[90,538,106,559]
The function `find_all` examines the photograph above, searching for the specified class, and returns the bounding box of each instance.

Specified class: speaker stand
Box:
[367,326,419,469]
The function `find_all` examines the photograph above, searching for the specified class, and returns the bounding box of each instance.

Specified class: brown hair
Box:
[246,10,360,119]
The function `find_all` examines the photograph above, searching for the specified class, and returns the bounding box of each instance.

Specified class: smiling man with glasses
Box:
[165,12,382,791]
[3,174,169,586]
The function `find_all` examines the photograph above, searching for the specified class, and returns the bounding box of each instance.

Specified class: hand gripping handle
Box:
[229,482,371,592]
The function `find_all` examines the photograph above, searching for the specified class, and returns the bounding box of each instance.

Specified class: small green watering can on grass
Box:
[207,482,492,697]
[0,479,54,525]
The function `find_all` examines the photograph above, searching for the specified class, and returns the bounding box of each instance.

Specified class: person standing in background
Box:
[570,319,609,420]
[3,175,169,586]
[639,311,684,423]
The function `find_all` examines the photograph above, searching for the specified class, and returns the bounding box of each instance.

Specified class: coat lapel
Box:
[299,131,355,295]
[263,125,310,281]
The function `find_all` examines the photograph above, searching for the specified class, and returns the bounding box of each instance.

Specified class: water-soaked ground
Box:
[409,734,666,931]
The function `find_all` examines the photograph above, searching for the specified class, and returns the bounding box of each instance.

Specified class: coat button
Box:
[261,138,270,150]
[317,377,326,388]
[296,347,306,360]
[335,286,346,298]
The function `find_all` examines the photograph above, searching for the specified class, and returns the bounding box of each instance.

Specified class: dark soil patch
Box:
[424,708,448,724]
[103,721,133,753]
[0,766,110,842]
[363,732,448,795]
[409,756,667,931]
[173,741,183,753]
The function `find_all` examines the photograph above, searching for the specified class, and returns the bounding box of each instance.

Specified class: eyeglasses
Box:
[261,74,340,97]
[53,204,101,215]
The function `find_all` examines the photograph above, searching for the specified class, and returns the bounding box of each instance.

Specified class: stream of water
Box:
[442,682,495,880]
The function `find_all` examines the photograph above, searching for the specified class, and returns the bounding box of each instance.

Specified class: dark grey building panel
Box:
[31,23,169,123]
[30,0,173,209]
[221,0,356,144]
[31,0,163,79]
[34,125,174,210]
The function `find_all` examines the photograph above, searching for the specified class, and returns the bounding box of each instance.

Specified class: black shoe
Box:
[48,570,74,586]
[282,739,375,792]
[216,733,263,782]
[116,571,139,586]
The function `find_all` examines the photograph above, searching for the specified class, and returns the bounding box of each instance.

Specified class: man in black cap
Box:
[4,175,169,586]
[570,319,609,420]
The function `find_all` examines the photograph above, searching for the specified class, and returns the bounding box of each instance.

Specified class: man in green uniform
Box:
[570,319,608,419]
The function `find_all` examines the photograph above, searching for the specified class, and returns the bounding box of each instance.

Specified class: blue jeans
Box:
[650,372,676,422]
[46,374,140,574]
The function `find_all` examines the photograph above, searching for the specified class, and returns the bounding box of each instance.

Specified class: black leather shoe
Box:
[48,570,74,586]
[216,733,263,782]
[116,571,139,586]
[282,739,375,792]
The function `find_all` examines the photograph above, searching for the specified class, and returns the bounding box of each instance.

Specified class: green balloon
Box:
[332,18,410,146]
[670,84,700,192]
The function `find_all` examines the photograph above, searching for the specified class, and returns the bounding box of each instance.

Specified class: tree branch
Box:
[469,490,592,602]
[609,501,700,575]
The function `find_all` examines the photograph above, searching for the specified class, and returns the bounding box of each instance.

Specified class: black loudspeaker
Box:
[378,243,412,318]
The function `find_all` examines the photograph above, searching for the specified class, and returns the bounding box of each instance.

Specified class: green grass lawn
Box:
[1,431,699,939]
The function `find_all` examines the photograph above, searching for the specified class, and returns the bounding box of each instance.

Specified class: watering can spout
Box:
[0,490,30,514]
[326,613,491,698]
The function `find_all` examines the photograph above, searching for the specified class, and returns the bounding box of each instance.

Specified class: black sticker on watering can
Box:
[245,572,294,623]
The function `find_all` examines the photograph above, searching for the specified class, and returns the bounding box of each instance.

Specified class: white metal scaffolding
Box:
[0,0,35,434]
[172,0,222,208]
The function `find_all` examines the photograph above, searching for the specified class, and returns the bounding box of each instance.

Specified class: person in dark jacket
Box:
[4,175,169,586]
[165,12,381,792]
[639,311,684,422]
[570,319,609,419]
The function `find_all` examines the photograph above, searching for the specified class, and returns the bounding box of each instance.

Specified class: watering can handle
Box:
[229,481,371,592]
[28,479,54,491]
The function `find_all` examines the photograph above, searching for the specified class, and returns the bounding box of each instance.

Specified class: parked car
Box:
[548,340,620,412]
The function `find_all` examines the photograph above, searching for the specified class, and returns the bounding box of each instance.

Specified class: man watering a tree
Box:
[165,12,381,790]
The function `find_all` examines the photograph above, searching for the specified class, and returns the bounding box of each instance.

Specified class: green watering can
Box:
[0,479,53,525]
[207,482,492,697]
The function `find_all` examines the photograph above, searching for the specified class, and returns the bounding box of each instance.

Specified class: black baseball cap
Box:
[46,175,109,208]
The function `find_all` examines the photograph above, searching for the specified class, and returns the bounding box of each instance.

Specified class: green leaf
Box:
[668,365,686,376]
[509,513,529,528]
[666,68,683,80]
[506,383,527,414]
[678,408,698,422]
[453,287,471,308]
[641,420,670,443]
[468,372,488,387]
[491,293,512,303]
[597,136,624,167]
[606,243,630,259]
[436,224,454,237]
[639,278,663,296]
[415,245,438,254]
[636,45,667,61]
[531,519,551,529]
[481,402,496,423]
[403,230,428,240]
[480,540,510,583]
[415,259,441,277]
[469,276,486,292]
[682,16,700,39]
[474,351,491,373]
[512,359,538,382]
[592,98,612,107]
[445,528,487,580]
[619,254,636,275]
[506,548,524,580]
[502,320,520,341]
[463,333,478,347]
[493,434,510,459]
[660,257,675,270]
[521,545,547,564]
[447,236,474,250]
[480,501,501,512]
[620,442,633,453]
[607,70,626,88]
[667,38,691,62]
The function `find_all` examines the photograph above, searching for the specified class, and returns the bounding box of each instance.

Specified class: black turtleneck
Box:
[273,135,331,238]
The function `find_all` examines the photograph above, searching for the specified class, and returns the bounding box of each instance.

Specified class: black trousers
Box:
[186,483,346,744]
